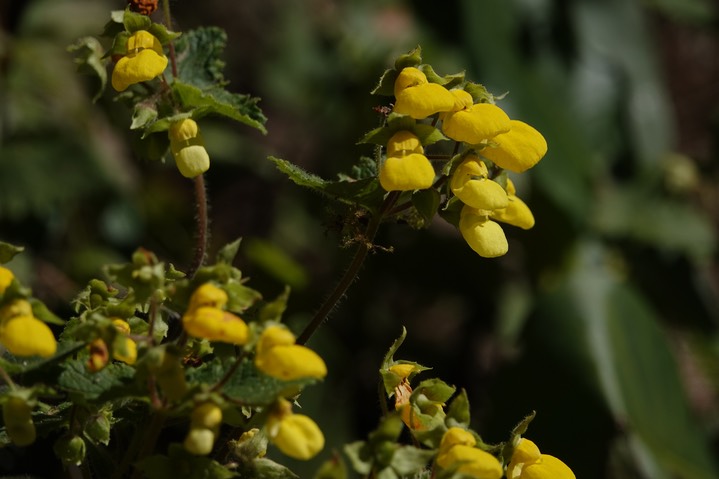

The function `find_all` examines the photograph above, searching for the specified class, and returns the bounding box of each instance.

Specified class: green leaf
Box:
[381,327,407,370]
[371,68,397,96]
[58,359,138,403]
[412,378,456,404]
[138,444,236,479]
[412,189,440,227]
[269,157,385,212]
[344,441,373,475]
[187,358,317,406]
[252,458,300,479]
[217,238,242,265]
[174,27,229,88]
[259,286,291,323]
[30,299,65,325]
[314,454,348,479]
[67,37,108,102]
[358,116,446,147]
[131,102,158,130]
[169,81,267,134]
[390,446,435,476]
[122,8,152,33]
[147,23,181,45]
[224,281,263,313]
[0,242,24,264]
[445,389,471,427]
[394,46,422,71]
[245,239,308,290]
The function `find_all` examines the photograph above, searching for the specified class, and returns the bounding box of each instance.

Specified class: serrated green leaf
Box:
[187,358,317,406]
[217,239,242,265]
[253,458,300,479]
[269,157,385,212]
[344,441,373,475]
[0,242,24,264]
[147,23,181,45]
[174,27,228,88]
[169,81,267,133]
[224,281,262,313]
[464,82,493,104]
[67,37,108,102]
[359,117,445,147]
[381,327,407,370]
[412,378,455,404]
[259,286,291,323]
[58,359,137,403]
[371,68,398,96]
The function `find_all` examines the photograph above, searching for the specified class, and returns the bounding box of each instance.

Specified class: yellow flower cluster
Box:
[383,66,547,258]
[435,427,502,479]
[184,402,223,455]
[254,325,327,380]
[266,398,324,460]
[508,438,575,479]
[0,296,56,358]
[182,283,249,345]
[111,30,168,92]
[168,118,211,178]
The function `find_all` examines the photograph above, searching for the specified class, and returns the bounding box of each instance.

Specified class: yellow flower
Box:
[169,119,211,178]
[184,402,223,455]
[183,307,249,345]
[380,131,435,192]
[481,120,547,173]
[442,90,511,145]
[266,398,324,460]
[459,205,508,258]
[87,339,110,372]
[254,325,327,380]
[450,156,508,210]
[507,438,575,479]
[0,267,14,296]
[490,179,535,230]
[0,300,57,358]
[188,283,228,312]
[111,30,168,91]
[392,67,456,119]
[436,427,502,479]
[112,319,137,365]
[3,396,36,447]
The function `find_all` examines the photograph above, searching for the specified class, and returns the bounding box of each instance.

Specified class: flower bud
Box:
[169,119,210,178]
[53,435,87,466]
[3,396,36,447]
[183,427,216,456]
[267,400,324,460]
[0,266,14,296]
[254,326,327,380]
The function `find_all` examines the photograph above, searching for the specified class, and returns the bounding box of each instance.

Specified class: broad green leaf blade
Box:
[67,37,107,102]
[58,359,139,403]
[0,242,24,264]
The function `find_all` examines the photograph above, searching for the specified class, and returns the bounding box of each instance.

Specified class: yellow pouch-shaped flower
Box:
[491,179,535,230]
[442,100,511,145]
[111,319,137,365]
[183,307,249,345]
[436,444,503,479]
[268,401,325,460]
[379,153,435,192]
[459,206,508,258]
[0,267,14,295]
[438,427,476,454]
[112,30,168,92]
[3,396,36,447]
[386,130,424,156]
[169,119,210,178]
[0,315,57,358]
[188,283,228,312]
[451,156,508,210]
[392,67,455,119]
[481,120,547,173]
[507,439,575,479]
[255,325,327,380]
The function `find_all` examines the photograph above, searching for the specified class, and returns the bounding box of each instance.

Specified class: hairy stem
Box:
[188,174,209,278]
[296,192,400,345]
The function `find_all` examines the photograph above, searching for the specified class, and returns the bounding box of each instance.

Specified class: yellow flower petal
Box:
[394,83,457,119]
[451,157,508,210]
[393,67,428,97]
[436,444,503,479]
[0,315,57,358]
[111,31,168,92]
[379,153,435,192]
[459,207,508,258]
[188,283,228,312]
[270,413,325,460]
[256,325,297,354]
[113,337,137,365]
[183,428,216,456]
[191,403,223,430]
[481,120,547,173]
[183,307,249,345]
[508,439,575,479]
[169,119,210,178]
[388,363,416,380]
[511,438,542,465]
[448,89,474,111]
[3,397,36,447]
[386,131,423,156]
[255,344,327,380]
[442,103,511,144]
[438,427,476,455]
[0,267,14,296]
[0,299,33,322]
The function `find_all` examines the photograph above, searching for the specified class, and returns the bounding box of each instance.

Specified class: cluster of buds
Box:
[184,402,223,455]
[375,58,547,258]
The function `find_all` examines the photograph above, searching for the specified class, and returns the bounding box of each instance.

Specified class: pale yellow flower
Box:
[507,438,575,479]
[459,205,508,258]
[380,131,435,192]
[266,398,324,460]
[490,179,535,230]
[450,155,508,210]
[436,427,502,479]
[481,120,547,173]
[392,67,456,119]
[169,119,211,178]
[0,314,56,358]
[442,90,511,145]
[0,267,14,296]
[183,307,249,345]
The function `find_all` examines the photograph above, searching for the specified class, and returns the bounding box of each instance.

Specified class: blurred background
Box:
[2,0,719,477]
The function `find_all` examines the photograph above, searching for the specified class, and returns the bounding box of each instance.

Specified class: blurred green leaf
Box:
[58,359,137,403]
[0,242,24,264]
[245,239,308,290]
[138,444,236,479]
[67,36,107,102]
